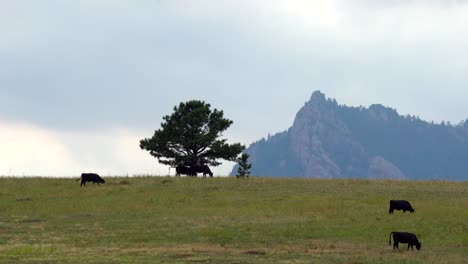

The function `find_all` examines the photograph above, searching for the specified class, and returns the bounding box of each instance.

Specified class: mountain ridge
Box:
[232,91,468,180]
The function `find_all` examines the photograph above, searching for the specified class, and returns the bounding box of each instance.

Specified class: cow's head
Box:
[410,208,415,213]
[416,242,421,250]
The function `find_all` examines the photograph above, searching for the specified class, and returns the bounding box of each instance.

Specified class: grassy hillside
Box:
[0,177,466,263]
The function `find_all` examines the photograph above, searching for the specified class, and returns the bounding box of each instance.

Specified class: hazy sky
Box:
[1,1,467,176]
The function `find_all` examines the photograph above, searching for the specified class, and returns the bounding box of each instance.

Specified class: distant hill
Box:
[232,91,468,180]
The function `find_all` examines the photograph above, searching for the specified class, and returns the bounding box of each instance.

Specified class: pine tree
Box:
[140,100,244,169]
[236,153,252,178]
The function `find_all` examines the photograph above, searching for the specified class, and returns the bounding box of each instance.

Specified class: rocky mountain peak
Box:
[294,91,335,126]
[304,90,333,109]
[309,90,326,102]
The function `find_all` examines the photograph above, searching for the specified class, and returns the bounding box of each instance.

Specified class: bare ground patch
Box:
[63,214,95,221]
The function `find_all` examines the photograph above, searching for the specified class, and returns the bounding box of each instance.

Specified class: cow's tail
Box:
[389,232,394,245]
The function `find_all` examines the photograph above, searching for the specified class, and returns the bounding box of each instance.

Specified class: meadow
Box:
[0,177,466,263]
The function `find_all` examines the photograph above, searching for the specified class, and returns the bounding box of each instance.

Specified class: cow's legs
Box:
[393,242,398,250]
[389,208,393,214]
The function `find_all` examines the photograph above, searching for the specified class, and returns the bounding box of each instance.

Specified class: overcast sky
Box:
[1,1,467,176]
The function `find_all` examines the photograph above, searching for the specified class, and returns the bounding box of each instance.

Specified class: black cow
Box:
[389,232,421,251]
[175,166,195,177]
[389,200,415,214]
[192,164,213,177]
[77,173,105,186]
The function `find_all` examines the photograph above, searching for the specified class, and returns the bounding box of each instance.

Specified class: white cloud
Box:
[0,121,161,176]
[0,121,235,177]
[0,122,79,176]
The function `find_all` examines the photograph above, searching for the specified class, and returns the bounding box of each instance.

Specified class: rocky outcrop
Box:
[368,156,406,179]
[288,91,366,178]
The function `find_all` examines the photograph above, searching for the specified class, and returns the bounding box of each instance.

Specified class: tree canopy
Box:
[140,100,244,168]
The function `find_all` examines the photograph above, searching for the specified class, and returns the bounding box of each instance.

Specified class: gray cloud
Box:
[1,0,468,145]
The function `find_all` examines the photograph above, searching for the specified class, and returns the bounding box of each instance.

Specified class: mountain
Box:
[232,91,468,180]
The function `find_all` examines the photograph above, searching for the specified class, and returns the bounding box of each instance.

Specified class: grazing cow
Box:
[175,166,195,177]
[389,200,415,214]
[77,173,105,187]
[389,232,421,251]
[192,164,213,177]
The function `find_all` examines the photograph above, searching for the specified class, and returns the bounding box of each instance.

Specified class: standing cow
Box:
[192,164,213,177]
[175,165,213,177]
[389,200,415,214]
[175,166,195,177]
[389,232,421,251]
[77,173,105,186]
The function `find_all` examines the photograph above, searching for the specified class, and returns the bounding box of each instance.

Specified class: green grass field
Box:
[0,177,466,263]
